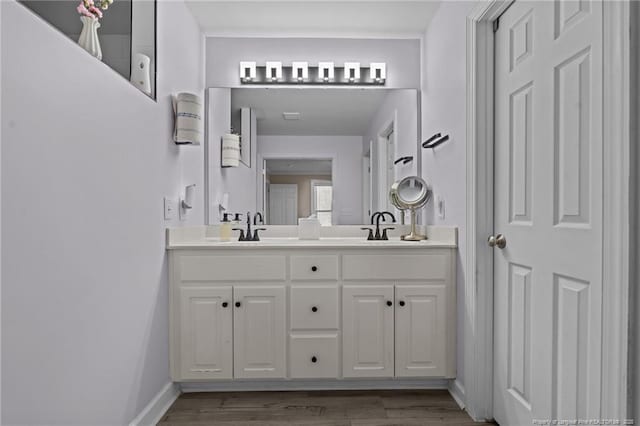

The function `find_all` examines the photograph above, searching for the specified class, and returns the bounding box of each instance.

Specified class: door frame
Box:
[376,115,397,213]
[465,0,633,421]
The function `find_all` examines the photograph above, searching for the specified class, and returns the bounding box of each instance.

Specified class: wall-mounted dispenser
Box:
[130,53,151,95]
[180,184,196,220]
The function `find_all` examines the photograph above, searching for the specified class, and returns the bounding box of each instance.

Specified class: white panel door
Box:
[233,286,286,379]
[494,1,603,424]
[179,286,233,380]
[395,285,447,377]
[269,184,298,225]
[342,285,394,378]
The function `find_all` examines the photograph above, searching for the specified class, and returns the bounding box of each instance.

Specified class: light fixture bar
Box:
[238,62,386,86]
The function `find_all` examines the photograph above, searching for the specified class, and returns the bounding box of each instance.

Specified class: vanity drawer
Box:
[290,286,339,330]
[179,255,286,281]
[289,334,339,378]
[342,253,449,281]
[290,255,339,281]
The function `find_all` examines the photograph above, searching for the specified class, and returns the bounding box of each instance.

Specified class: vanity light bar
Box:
[238,61,386,85]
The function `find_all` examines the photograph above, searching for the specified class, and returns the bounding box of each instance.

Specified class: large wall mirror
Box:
[20,0,156,99]
[206,87,421,226]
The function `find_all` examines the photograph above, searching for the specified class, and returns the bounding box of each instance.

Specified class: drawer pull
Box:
[399,300,406,307]
[222,302,228,308]
[386,300,393,307]
[235,301,241,308]
[311,356,318,363]
[311,306,318,313]
[311,266,318,272]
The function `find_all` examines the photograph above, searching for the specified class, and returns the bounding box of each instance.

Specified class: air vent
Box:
[282,112,301,120]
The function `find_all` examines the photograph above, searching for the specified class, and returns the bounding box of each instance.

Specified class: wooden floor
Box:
[158,389,496,425]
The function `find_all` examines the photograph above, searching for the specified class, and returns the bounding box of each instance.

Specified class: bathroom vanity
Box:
[167,226,457,386]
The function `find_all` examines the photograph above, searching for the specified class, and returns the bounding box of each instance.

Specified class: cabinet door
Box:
[179,286,233,380]
[395,285,447,377]
[234,286,286,379]
[342,285,394,378]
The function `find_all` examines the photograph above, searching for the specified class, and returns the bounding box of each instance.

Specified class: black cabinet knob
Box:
[399,301,406,307]
[311,266,318,272]
[386,300,392,307]
[311,306,318,313]
[311,356,317,363]
[222,302,228,308]
[235,301,241,308]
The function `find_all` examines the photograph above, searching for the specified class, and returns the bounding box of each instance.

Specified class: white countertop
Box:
[166,225,457,250]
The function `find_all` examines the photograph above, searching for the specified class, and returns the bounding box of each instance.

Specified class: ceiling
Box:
[231,88,389,135]
[186,1,441,37]
[266,159,332,175]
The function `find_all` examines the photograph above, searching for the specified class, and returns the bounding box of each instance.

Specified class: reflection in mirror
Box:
[265,159,333,226]
[206,87,420,226]
[19,0,156,98]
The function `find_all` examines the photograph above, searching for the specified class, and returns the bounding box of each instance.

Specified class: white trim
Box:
[180,379,449,393]
[464,0,511,421]
[630,2,640,418]
[448,379,466,410]
[376,115,397,213]
[601,1,632,419]
[129,382,180,426]
[466,0,633,421]
[310,178,332,220]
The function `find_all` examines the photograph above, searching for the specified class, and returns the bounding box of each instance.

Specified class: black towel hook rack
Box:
[422,133,450,149]
[394,156,414,166]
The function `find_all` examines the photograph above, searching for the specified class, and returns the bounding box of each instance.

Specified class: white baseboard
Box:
[129,382,181,426]
[448,379,466,409]
[180,379,449,393]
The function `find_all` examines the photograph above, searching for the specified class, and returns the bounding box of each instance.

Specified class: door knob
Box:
[488,234,507,249]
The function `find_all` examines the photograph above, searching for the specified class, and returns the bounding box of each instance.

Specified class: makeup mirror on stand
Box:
[390,175,432,241]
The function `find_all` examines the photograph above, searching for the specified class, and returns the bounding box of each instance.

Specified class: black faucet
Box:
[365,211,396,240]
[233,212,266,241]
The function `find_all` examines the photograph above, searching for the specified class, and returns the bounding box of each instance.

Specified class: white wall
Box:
[1,1,204,424]
[421,1,477,393]
[258,135,363,225]
[206,37,421,89]
[364,89,420,215]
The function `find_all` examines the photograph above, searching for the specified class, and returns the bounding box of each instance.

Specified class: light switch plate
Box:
[164,197,176,220]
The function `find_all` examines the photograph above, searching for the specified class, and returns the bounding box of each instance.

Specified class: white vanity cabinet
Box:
[169,245,456,383]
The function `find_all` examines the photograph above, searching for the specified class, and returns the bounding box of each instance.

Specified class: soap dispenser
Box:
[220,213,232,242]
